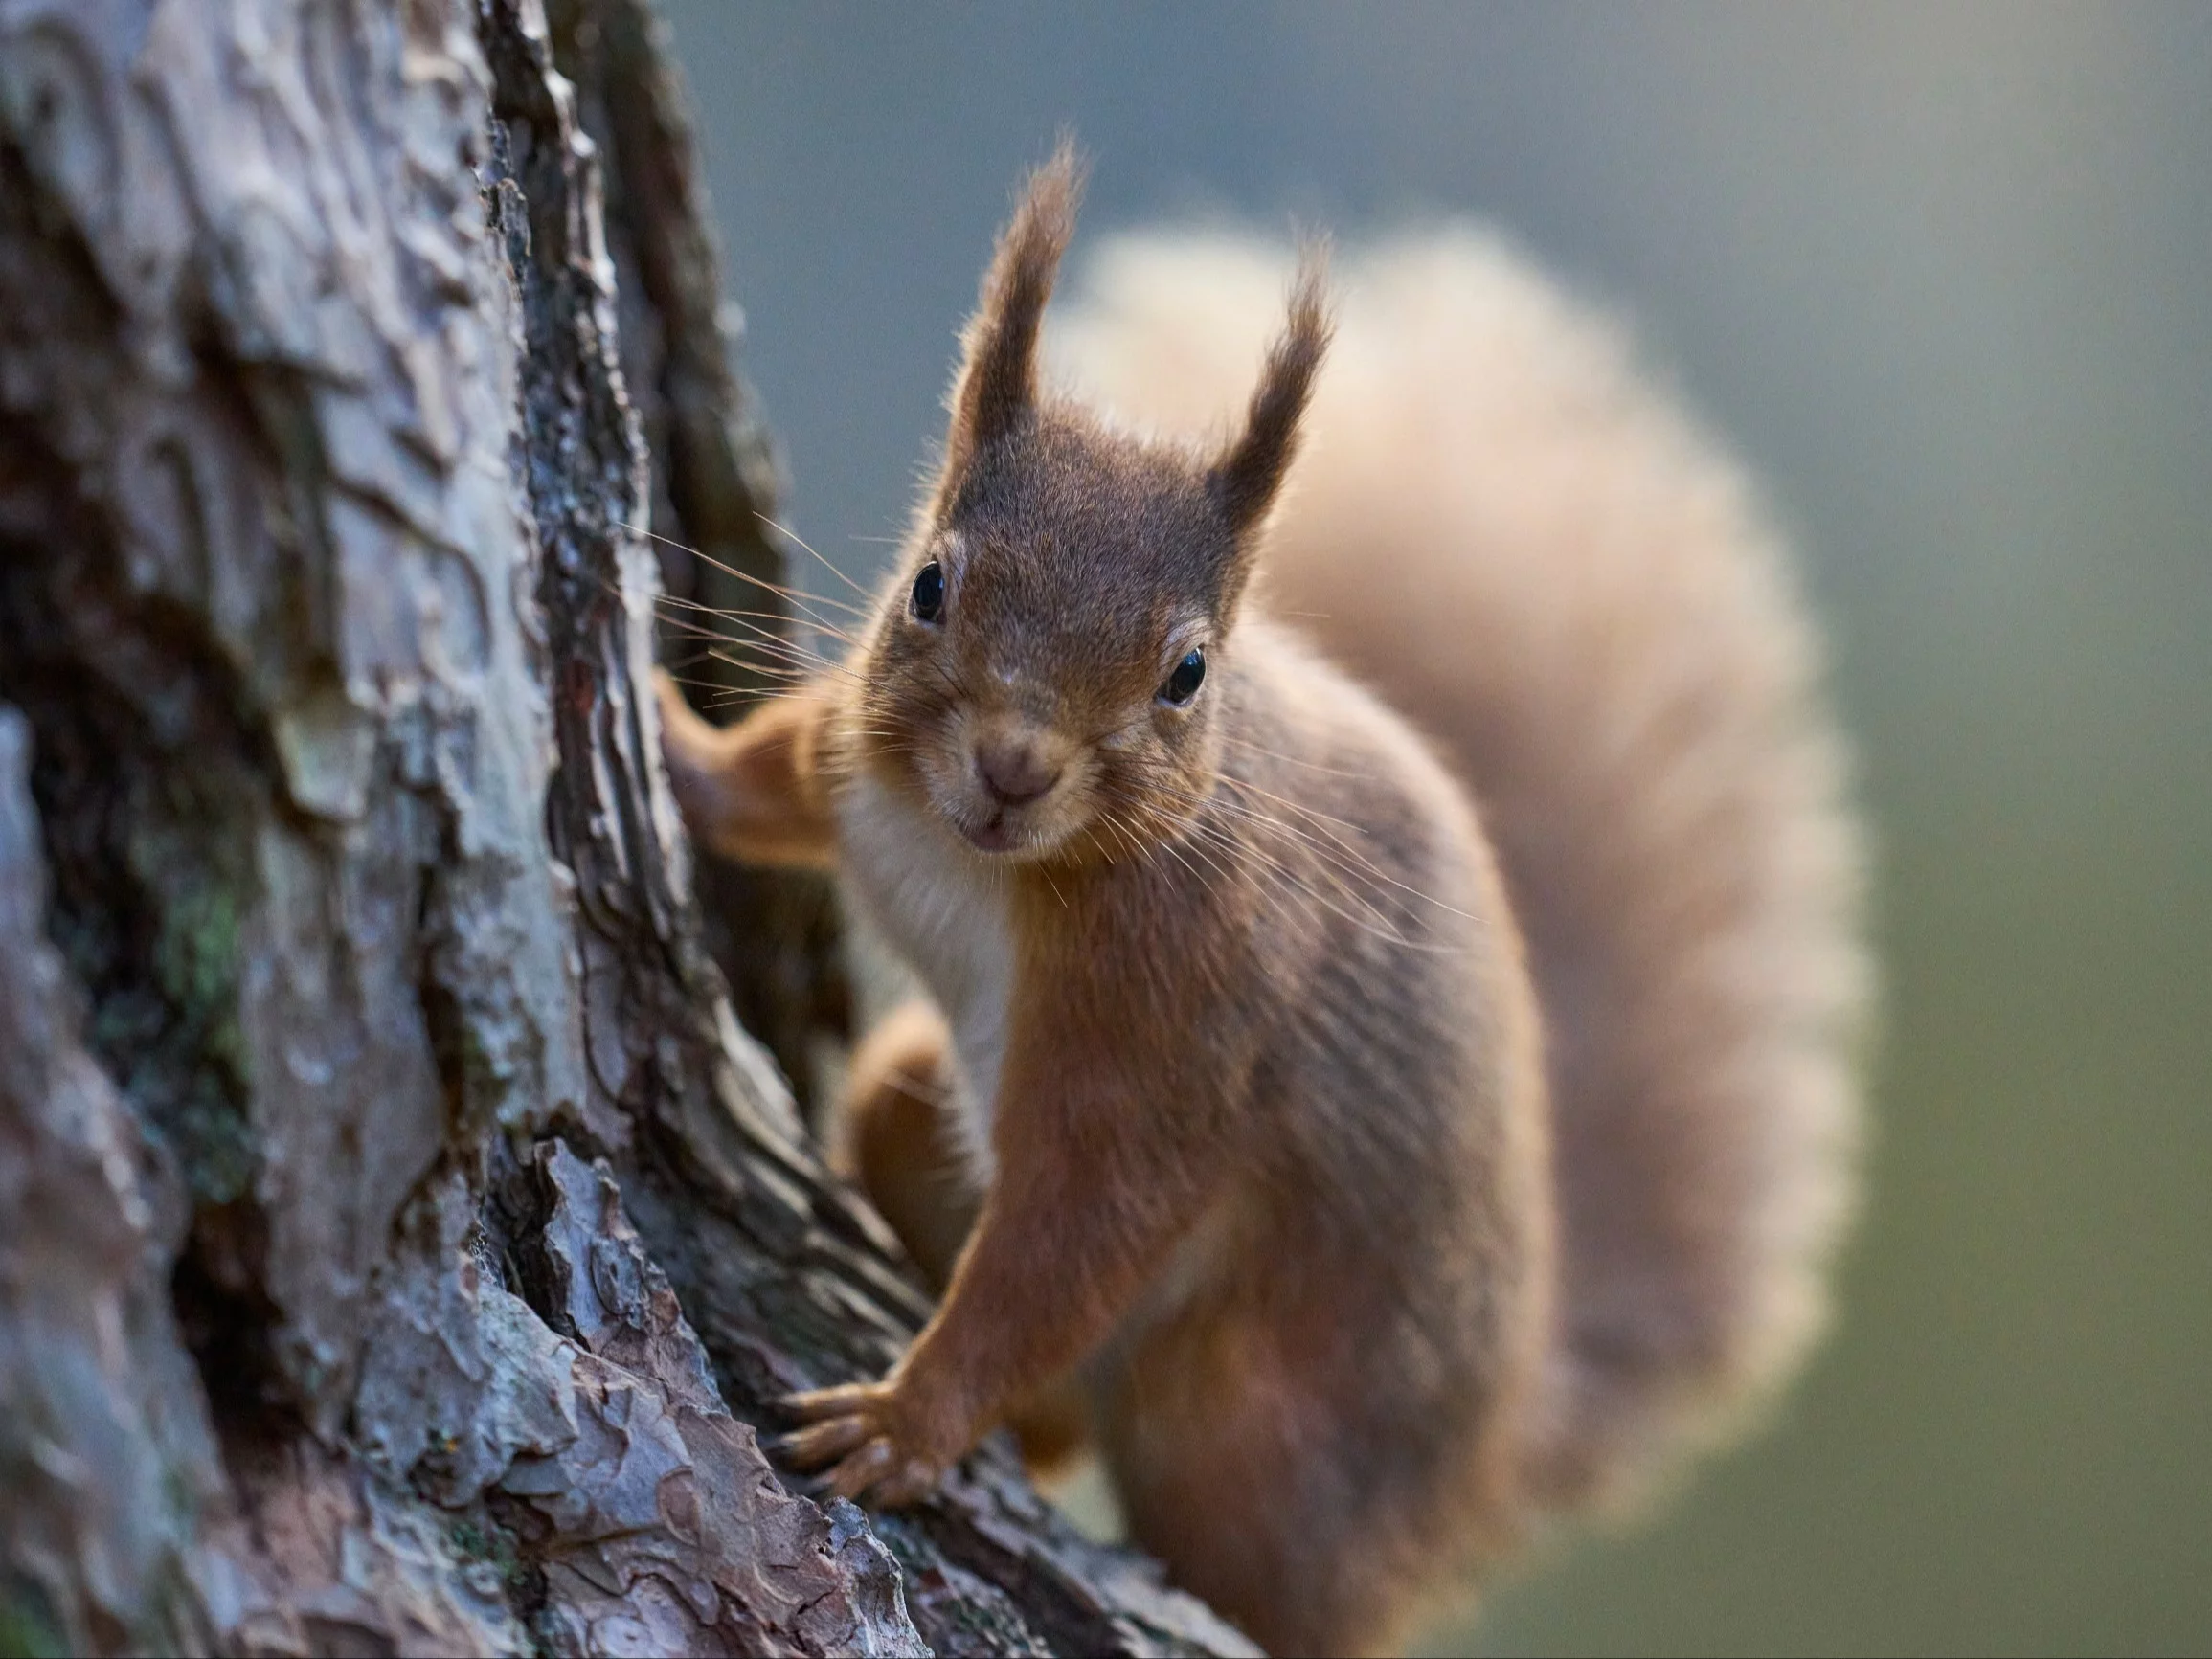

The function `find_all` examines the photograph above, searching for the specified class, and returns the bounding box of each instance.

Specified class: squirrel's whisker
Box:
[755,511,873,599]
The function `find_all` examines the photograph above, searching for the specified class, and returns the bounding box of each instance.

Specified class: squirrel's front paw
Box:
[652,668,718,796]
[775,1379,959,1507]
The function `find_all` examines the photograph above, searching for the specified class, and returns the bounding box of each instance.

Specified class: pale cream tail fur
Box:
[1050,228,1868,1514]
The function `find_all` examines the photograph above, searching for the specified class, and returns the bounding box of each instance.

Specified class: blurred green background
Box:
[655,5,2211,1653]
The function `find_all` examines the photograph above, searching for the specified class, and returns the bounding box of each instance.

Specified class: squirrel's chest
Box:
[834,774,1015,1176]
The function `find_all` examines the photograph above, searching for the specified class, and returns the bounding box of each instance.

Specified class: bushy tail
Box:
[1050,229,1869,1513]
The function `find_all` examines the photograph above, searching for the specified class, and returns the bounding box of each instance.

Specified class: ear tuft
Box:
[945,138,1088,483]
[1208,241,1334,535]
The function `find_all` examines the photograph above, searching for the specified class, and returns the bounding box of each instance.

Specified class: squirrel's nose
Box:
[974,733,1062,807]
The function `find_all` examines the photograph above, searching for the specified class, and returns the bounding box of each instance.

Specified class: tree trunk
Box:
[0,2,1253,1653]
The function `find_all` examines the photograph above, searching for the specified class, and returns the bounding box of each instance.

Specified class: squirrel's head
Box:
[853,143,1333,863]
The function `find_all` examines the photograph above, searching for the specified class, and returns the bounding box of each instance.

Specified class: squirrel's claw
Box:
[869,1455,943,1509]
[822,1438,941,1507]
[821,1435,897,1501]
[773,1382,949,1508]
[776,1413,873,1467]
[781,1382,882,1424]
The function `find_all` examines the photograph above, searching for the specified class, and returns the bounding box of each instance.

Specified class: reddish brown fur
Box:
[1051,229,1869,1510]
[654,152,1865,1655]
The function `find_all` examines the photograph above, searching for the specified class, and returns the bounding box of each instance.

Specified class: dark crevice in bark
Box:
[485,1140,583,1346]
[169,1218,289,1436]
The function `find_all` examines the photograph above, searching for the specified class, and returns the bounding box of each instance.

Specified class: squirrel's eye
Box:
[911,560,945,624]
[1159,648,1206,706]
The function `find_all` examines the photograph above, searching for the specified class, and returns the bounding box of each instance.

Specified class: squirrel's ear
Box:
[942,140,1086,493]
[1207,243,1333,540]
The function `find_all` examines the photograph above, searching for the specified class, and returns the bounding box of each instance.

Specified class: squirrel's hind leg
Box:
[834,1000,1093,1475]
[835,1000,975,1289]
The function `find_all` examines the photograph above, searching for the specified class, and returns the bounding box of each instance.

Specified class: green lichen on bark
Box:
[0,572,261,1211]
[0,1584,66,1659]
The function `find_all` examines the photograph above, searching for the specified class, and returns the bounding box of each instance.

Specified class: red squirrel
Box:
[655,145,1866,1656]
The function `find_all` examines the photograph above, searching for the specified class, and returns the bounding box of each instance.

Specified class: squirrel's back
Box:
[1051,228,1869,1513]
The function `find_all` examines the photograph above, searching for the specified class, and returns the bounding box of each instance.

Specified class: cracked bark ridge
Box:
[0,0,1256,1653]
[548,0,850,1108]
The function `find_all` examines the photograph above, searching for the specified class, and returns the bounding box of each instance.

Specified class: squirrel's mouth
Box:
[918,746,1085,861]
[959,809,1023,855]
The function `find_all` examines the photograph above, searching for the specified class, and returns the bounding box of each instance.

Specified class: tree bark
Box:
[0,2,1253,1654]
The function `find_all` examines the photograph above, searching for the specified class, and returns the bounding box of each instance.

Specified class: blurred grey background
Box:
[655,4,2211,1653]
